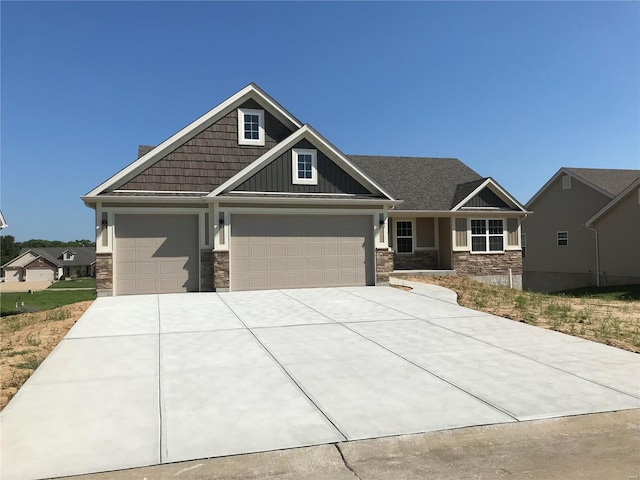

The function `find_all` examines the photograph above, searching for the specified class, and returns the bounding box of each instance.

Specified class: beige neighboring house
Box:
[82,83,527,296]
[523,168,640,292]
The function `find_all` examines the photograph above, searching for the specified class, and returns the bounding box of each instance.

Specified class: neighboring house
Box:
[0,210,7,229]
[2,247,96,282]
[523,168,640,292]
[82,83,527,296]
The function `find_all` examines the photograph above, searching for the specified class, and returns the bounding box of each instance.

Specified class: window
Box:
[396,221,413,253]
[237,108,264,146]
[292,149,318,185]
[63,252,74,261]
[557,231,568,246]
[470,219,504,253]
[521,233,526,258]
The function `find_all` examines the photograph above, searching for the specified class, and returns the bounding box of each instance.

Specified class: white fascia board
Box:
[208,125,397,201]
[84,84,303,198]
[585,177,640,227]
[451,178,527,212]
[81,195,205,204]
[389,210,529,218]
[213,195,401,206]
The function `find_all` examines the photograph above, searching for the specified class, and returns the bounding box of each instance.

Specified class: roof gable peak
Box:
[84,83,303,198]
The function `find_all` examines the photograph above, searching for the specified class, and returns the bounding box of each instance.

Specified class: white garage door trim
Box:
[114,214,200,295]
[230,214,374,291]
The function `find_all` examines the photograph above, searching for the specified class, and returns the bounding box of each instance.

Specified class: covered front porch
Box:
[388,216,454,271]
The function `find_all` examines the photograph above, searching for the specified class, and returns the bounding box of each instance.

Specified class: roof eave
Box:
[214,195,402,206]
[585,177,640,227]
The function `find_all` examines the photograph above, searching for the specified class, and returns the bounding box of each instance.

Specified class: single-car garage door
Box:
[230,214,373,291]
[115,214,199,295]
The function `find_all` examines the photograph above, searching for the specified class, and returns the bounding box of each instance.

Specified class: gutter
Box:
[586,225,600,287]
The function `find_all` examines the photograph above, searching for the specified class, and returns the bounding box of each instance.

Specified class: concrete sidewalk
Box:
[2,285,638,480]
[64,410,640,480]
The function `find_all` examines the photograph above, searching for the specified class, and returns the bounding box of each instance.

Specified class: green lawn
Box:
[0,290,96,316]
[557,284,640,301]
[49,278,96,289]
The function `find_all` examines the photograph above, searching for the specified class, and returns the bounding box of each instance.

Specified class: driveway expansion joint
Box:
[217,293,350,442]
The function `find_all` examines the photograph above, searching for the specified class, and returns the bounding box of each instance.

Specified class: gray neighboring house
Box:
[523,167,640,292]
[82,83,528,296]
[2,247,96,282]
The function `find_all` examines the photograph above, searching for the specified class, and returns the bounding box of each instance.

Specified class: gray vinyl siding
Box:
[463,188,512,209]
[116,100,293,192]
[455,218,468,247]
[234,139,372,194]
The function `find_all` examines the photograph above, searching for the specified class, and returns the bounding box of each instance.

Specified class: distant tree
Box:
[69,239,96,247]
[0,235,21,265]
[17,239,96,248]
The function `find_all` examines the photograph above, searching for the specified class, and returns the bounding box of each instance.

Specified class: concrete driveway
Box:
[2,285,639,480]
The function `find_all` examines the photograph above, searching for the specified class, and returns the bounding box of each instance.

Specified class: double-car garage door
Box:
[230,214,373,291]
[114,213,373,295]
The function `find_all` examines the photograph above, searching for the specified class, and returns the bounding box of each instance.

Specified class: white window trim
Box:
[395,219,414,254]
[292,148,318,185]
[237,108,265,146]
[468,218,506,254]
[557,230,568,246]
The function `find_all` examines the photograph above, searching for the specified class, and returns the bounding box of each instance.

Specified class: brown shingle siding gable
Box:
[115,100,294,192]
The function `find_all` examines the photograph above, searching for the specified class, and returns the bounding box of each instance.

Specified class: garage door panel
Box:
[115,214,199,296]
[230,214,373,291]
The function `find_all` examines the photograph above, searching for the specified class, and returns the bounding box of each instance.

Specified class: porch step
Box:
[391,270,456,277]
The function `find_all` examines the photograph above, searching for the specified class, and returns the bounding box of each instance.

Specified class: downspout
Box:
[587,225,600,287]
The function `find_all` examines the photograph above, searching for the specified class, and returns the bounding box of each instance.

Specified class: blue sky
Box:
[1,1,638,242]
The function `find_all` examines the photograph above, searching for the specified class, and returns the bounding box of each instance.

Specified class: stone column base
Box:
[375,248,394,285]
[213,250,230,291]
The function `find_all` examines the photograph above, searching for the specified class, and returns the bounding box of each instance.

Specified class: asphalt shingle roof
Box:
[349,155,484,210]
[17,247,96,267]
[565,168,640,197]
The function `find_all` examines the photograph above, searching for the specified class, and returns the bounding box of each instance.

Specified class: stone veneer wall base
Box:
[213,250,230,291]
[200,250,214,292]
[95,252,113,296]
[375,248,394,285]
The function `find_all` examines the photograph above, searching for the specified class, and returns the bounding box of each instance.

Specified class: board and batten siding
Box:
[116,99,293,192]
[234,139,372,194]
[454,218,468,247]
[416,218,435,248]
[507,218,519,246]
[463,188,512,209]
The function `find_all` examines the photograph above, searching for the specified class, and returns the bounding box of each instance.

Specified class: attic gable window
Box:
[292,149,318,185]
[238,108,265,146]
[63,252,75,261]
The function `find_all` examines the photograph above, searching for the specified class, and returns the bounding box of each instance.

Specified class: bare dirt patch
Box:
[0,301,93,409]
[403,276,640,353]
